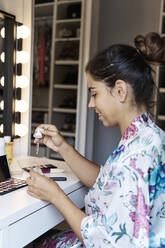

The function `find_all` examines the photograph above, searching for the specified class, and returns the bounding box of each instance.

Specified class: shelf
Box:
[32,107,49,112]
[158,115,165,121]
[53,107,76,113]
[60,131,75,137]
[31,0,88,159]
[162,14,165,34]
[35,2,54,8]
[156,1,165,130]
[57,0,82,4]
[159,88,165,93]
[35,16,53,21]
[54,84,78,89]
[55,37,80,42]
[55,60,79,65]
[56,18,81,23]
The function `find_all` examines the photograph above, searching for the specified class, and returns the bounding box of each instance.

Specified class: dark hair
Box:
[86,32,165,112]
[134,32,165,64]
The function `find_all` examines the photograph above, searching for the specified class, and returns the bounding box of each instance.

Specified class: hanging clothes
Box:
[33,21,52,87]
[38,27,46,86]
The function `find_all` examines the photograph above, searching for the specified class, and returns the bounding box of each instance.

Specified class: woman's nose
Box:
[88,97,95,108]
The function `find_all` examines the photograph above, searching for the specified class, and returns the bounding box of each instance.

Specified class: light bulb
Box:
[15,123,27,137]
[17,25,30,39]
[0,100,4,110]
[1,75,29,88]
[0,124,3,133]
[16,51,29,64]
[15,99,28,112]
[0,52,5,63]
[0,76,4,87]
[0,27,5,38]
[16,75,29,88]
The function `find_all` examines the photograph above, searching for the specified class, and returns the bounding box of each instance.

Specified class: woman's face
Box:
[87,72,119,127]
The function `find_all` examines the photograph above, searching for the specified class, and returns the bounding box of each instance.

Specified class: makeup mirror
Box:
[0,10,20,138]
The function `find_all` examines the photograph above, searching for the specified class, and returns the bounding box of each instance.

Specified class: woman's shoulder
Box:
[138,121,165,149]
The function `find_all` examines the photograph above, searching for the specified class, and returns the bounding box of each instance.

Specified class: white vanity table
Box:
[0,157,87,248]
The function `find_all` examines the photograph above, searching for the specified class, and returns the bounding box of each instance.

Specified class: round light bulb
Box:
[0,100,4,110]
[0,76,4,87]
[16,75,29,88]
[15,123,27,137]
[0,27,5,38]
[15,99,28,112]
[17,25,30,39]
[0,52,5,63]
[0,124,3,133]
[16,51,29,64]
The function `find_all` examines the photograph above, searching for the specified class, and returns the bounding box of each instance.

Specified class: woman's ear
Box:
[114,79,128,103]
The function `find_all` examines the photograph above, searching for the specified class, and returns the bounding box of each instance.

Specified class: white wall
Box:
[99,0,161,48]
[92,0,162,165]
[0,0,33,156]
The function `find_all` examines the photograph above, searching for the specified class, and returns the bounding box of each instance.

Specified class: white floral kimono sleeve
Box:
[80,152,151,248]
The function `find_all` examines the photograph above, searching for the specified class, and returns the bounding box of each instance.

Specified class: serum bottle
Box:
[4,136,13,165]
[0,137,5,156]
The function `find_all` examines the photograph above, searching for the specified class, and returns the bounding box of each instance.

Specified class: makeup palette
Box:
[22,164,61,174]
[0,155,27,195]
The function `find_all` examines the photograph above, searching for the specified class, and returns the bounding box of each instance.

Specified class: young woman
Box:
[27,32,165,248]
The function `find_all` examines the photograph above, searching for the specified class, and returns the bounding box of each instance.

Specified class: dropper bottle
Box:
[34,128,43,155]
[4,136,13,165]
[0,137,5,156]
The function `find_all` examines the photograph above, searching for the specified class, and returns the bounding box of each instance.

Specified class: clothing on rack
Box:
[38,28,46,86]
[33,22,52,87]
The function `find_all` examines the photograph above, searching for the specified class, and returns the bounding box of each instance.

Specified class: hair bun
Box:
[134,32,165,65]
[134,35,147,54]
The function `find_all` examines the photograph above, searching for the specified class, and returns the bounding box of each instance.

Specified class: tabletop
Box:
[0,156,87,248]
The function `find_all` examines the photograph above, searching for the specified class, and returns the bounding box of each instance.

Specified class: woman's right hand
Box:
[34,124,66,153]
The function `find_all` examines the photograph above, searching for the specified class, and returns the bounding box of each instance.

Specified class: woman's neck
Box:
[119,106,147,136]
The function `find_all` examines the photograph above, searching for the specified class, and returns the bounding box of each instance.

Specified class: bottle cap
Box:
[4,136,11,143]
[0,137,5,156]
[34,128,43,139]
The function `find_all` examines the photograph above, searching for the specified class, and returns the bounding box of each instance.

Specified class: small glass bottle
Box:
[4,136,13,165]
[0,137,5,156]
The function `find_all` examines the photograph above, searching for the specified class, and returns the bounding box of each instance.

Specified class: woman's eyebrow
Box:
[88,87,96,92]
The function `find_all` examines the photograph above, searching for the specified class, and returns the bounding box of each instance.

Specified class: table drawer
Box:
[2,186,87,248]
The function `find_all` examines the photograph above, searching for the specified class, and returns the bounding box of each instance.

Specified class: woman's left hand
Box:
[26,169,62,203]
[27,169,86,244]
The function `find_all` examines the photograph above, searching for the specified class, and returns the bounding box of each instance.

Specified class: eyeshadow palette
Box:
[22,164,57,174]
[0,178,27,195]
[0,155,27,195]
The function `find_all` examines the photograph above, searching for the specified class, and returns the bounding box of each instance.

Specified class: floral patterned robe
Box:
[43,112,165,248]
[81,112,165,248]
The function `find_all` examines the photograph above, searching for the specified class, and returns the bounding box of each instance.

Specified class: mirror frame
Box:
[0,10,18,138]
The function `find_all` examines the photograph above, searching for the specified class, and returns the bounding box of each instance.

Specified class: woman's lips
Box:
[95,111,103,120]
[98,113,102,120]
